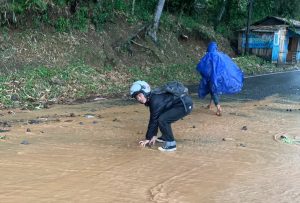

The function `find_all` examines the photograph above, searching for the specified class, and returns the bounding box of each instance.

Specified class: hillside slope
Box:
[0,16,234,71]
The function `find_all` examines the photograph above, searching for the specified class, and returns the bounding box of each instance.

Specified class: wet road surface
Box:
[189,69,300,101]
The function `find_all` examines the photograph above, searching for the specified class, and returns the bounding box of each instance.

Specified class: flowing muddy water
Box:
[0,95,300,203]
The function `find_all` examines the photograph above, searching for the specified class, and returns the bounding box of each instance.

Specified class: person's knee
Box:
[158,117,167,126]
[158,116,170,126]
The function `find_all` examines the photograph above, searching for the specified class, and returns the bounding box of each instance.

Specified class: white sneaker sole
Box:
[158,147,177,152]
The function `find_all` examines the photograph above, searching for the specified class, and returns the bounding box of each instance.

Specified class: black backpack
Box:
[152,81,189,111]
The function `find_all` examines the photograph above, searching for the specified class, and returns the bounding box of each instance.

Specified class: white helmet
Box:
[130,80,151,98]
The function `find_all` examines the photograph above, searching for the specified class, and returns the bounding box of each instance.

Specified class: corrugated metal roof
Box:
[252,16,300,27]
[238,16,300,32]
[272,16,300,27]
[238,25,287,32]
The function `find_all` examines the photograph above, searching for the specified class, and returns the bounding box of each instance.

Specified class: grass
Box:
[233,55,286,75]
[0,63,113,109]
[0,62,200,109]
[128,64,198,85]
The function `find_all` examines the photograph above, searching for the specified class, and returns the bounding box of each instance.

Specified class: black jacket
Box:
[144,92,193,140]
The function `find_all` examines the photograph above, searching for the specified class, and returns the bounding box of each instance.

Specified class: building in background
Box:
[238,16,300,64]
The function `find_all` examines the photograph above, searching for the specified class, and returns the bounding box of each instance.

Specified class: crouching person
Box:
[130,80,193,152]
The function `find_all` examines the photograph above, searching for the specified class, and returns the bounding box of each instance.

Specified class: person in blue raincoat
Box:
[196,42,244,116]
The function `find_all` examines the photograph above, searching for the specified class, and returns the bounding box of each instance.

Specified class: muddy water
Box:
[0,96,300,203]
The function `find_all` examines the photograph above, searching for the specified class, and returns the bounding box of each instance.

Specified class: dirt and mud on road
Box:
[0,95,300,203]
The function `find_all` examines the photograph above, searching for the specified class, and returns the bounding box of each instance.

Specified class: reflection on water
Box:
[0,96,300,203]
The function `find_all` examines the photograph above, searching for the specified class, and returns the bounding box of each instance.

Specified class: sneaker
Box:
[156,136,166,143]
[158,145,177,152]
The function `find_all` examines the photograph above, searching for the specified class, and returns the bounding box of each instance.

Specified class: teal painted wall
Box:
[272,32,279,63]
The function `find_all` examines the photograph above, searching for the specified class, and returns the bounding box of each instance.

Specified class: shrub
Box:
[71,7,89,32]
[55,17,71,32]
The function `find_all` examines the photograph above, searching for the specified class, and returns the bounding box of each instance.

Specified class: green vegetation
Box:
[0,62,198,109]
[55,17,71,32]
[234,56,277,75]
[128,64,198,85]
[1,0,299,33]
[71,7,89,32]
[234,55,298,76]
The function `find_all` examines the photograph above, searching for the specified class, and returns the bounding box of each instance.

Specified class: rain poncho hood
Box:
[196,42,244,98]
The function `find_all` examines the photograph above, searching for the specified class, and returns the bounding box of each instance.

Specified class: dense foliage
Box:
[1,0,299,35]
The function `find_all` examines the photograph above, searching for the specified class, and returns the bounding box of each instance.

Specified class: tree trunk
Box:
[216,0,227,23]
[131,0,135,15]
[147,0,166,43]
[245,0,253,55]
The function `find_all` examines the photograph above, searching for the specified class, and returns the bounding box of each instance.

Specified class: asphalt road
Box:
[189,69,300,102]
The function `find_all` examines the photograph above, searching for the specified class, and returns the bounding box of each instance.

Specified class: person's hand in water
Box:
[139,136,157,147]
[139,140,150,147]
[149,136,157,146]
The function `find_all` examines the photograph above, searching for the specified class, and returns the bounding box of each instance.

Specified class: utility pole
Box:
[245,0,253,55]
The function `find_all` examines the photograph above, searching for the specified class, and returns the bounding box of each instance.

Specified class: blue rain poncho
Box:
[196,42,244,98]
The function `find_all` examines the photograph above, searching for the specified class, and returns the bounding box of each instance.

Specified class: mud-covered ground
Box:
[0,94,299,203]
